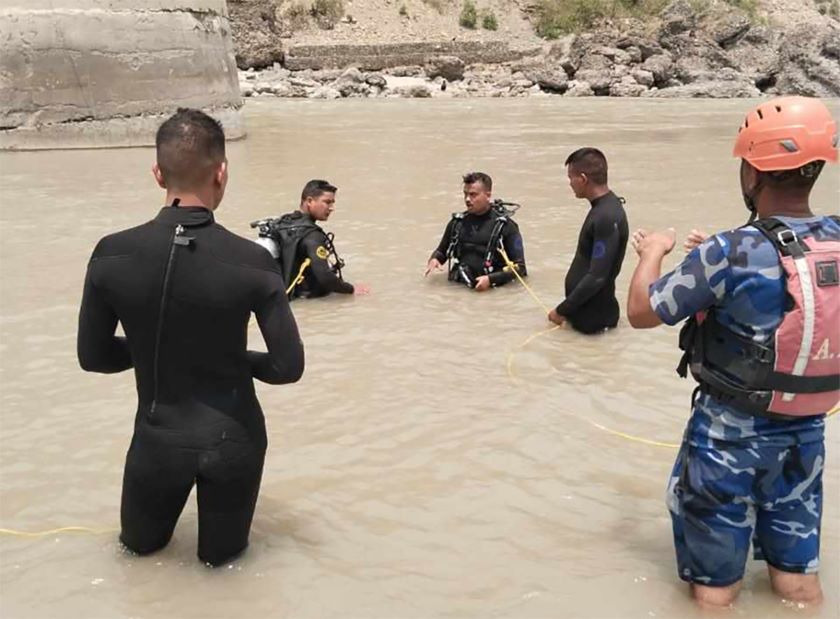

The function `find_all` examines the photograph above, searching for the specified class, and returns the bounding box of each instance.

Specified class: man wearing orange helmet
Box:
[626,96,839,608]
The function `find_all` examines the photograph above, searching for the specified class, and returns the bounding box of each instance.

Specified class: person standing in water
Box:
[425,172,527,291]
[264,179,369,299]
[548,148,629,333]
[77,108,304,566]
[627,96,839,608]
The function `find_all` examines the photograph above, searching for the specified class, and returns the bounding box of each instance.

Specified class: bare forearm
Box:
[628,253,666,329]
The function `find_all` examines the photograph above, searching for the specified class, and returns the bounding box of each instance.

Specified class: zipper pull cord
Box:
[173,224,195,246]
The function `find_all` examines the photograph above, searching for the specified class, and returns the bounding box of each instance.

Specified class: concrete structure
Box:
[284,41,541,72]
[0,0,244,150]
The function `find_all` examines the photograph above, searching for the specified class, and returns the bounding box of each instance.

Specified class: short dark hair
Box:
[565,148,608,185]
[463,172,492,191]
[155,108,225,191]
[763,161,824,192]
[301,179,337,202]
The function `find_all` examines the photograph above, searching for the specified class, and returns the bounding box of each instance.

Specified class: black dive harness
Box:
[446,200,520,287]
[676,216,840,417]
[251,212,345,296]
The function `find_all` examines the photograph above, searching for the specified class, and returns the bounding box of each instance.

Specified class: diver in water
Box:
[549,148,629,334]
[425,172,527,291]
[253,179,369,299]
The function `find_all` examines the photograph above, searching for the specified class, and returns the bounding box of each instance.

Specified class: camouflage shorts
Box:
[667,439,824,586]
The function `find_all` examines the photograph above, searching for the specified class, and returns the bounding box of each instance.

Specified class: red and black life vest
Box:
[678,216,840,418]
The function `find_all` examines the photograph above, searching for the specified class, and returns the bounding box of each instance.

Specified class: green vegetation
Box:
[534,0,765,39]
[482,9,499,30]
[310,0,344,29]
[534,0,615,38]
[285,2,310,30]
[459,0,478,28]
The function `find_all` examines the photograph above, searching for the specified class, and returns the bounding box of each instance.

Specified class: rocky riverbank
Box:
[233,0,840,99]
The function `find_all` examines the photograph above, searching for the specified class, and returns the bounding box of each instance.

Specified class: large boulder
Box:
[228,0,284,70]
[425,56,465,82]
[705,8,752,48]
[725,27,781,91]
[646,78,760,98]
[631,69,655,87]
[774,21,840,97]
[523,65,569,93]
[610,76,648,97]
[565,80,594,97]
[659,0,697,36]
[331,67,369,97]
[642,53,674,86]
[575,69,612,95]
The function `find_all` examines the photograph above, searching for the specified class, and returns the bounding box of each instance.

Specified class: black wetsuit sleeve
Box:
[248,275,304,385]
[556,214,622,316]
[489,222,527,287]
[300,231,354,294]
[77,261,133,373]
[431,219,456,263]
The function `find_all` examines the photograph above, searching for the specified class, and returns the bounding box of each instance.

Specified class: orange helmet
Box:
[733,96,838,172]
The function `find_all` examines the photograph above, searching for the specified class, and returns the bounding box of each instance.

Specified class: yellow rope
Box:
[587,422,680,449]
[285,258,311,295]
[494,244,836,449]
[0,526,117,538]
[497,246,551,314]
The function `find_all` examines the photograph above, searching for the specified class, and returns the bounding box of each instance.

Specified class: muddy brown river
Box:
[1,98,838,618]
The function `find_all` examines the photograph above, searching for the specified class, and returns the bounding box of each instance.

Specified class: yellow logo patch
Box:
[315,246,329,260]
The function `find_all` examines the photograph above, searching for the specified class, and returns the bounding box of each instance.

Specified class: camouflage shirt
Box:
[649,215,840,447]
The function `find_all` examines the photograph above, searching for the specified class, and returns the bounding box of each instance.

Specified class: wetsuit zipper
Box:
[150,224,188,415]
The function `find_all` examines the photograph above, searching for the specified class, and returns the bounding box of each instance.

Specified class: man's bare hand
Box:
[425,258,443,277]
[474,275,491,292]
[683,229,708,253]
[632,228,676,258]
[548,309,565,326]
[353,283,371,296]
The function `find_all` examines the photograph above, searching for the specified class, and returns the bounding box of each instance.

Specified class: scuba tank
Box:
[250,213,346,298]
[250,217,281,259]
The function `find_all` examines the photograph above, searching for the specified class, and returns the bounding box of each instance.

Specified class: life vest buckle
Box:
[776,229,798,246]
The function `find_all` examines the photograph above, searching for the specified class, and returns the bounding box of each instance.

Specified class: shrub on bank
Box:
[310,0,344,29]
[482,9,499,30]
[459,0,478,28]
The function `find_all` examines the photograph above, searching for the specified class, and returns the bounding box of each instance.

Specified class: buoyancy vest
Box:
[271,212,322,295]
[678,216,840,418]
[446,207,511,284]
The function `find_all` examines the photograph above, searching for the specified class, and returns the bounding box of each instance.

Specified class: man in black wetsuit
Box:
[77,109,304,566]
[273,180,369,298]
[425,172,526,291]
[548,148,629,333]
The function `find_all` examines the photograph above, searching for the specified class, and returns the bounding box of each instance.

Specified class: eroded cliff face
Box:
[0,1,244,150]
